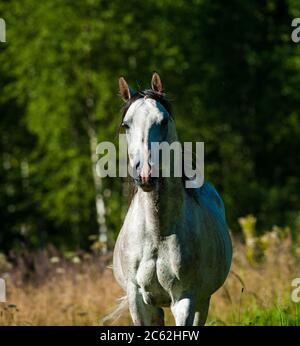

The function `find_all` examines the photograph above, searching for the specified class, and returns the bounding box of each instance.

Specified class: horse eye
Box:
[121,121,130,129]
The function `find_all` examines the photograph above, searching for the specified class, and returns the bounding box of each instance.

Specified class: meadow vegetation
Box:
[1,216,299,326]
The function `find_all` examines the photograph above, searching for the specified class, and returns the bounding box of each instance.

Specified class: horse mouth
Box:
[136,177,157,192]
[140,183,155,192]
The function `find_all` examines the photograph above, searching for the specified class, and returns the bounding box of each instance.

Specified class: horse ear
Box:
[119,77,132,101]
[151,72,163,93]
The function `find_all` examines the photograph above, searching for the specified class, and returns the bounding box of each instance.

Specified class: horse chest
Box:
[135,242,180,306]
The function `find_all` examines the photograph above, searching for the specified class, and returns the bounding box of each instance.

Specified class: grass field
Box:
[0,218,299,326]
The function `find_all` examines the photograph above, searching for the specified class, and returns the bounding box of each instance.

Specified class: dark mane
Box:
[122,89,172,119]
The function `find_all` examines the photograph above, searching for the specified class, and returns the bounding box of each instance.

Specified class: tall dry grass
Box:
[0,218,299,325]
[0,251,130,325]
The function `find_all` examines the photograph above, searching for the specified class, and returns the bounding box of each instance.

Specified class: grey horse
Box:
[110,73,232,326]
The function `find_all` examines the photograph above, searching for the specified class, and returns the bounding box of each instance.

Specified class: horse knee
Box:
[171,297,195,326]
[127,283,165,326]
[193,297,210,326]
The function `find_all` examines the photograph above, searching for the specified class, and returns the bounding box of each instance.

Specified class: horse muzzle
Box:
[134,161,157,191]
[135,177,157,191]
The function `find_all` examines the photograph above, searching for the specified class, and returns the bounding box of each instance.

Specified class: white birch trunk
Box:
[88,124,108,253]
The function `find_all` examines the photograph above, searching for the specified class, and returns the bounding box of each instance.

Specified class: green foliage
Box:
[0,0,299,250]
[232,303,300,326]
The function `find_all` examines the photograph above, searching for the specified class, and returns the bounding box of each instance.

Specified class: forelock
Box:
[122,89,172,120]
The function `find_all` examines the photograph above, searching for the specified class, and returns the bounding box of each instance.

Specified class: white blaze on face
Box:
[123,98,166,182]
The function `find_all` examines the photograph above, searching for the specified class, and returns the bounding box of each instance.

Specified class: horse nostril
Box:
[134,162,141,179]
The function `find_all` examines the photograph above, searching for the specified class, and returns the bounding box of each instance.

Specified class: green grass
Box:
[207,303,300,326]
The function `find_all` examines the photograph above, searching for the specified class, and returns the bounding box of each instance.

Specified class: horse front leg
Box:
[193,297,211,326]
[127,282,164,326]
[171,296,195,326]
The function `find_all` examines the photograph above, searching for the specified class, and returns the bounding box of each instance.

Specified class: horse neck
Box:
[137,177,185,237]
[137,125,185,237]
